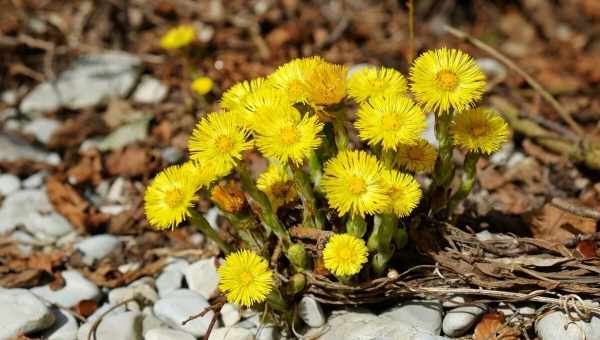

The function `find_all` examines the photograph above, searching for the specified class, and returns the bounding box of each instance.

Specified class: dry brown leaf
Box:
[48,111,108,149]
[67,149,103,185]
[526,203,597,243]
[75,299,98,318]
[491,184,534,214]
[105,146,160,177]
[46,176,89,231]
[0,269,42,288]
[575,240,598,259]
[473,312,520,340]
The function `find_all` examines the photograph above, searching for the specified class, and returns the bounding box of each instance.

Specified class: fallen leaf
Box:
[105,146,160,177]
[0,269,42,288]
[46,176,89,231]
[67,149,103,185]
[48,111,108,149]
[526,203,597,243]
[474,312,520,340]
[75,299,98,318]
[575,240,598,259]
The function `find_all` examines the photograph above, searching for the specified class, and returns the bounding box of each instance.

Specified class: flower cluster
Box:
[143,49,509,310]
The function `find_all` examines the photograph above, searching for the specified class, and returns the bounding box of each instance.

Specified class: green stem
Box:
[369,214,397,274]
[448,152,480,214]
[238,165,290,243]
[290,166,325,229]
[308,151,323,190]
[189,210,232,254]
[333,111,349,152]
[430,111,456,214]
[220,210,265,255]
[380,148,395,168]
[346,215,367,238]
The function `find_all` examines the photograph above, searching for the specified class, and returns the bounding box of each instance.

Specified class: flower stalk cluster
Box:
[142,48,510,318]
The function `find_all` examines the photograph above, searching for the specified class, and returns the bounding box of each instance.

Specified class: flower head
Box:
[256,164,297,210]
[242,87,293,129]
[396,139,438,173]
[355,96,426,150]
[268,57,323,103]
[303,61,348,106]
[144,165,198,229]
[218,250,273,307]
[221,78,266,112]
[410,48,486,113]
[191,77,214,95]
[323,233,368,276]
[321,150,388,217]
[160,25,196,49]
[450,108,510,154]
[381,169,422,217]
[254,107,323,165]
[181,160,219,187]
[348,66,407,103]
[188,112,253,176]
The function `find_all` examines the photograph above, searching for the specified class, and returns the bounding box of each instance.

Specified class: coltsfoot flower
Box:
[160,25,196,50]
[242,87,293,129]
[348,66,407,103]
[396,139,438,173]
[323,233,368,276]
[188,112,253,176]
[410,48,486,113]
[221,78,266,112]
[321,150,388,217]
[303,61,348,106]
[381,169,422,217]
[268,57,323,103]
[191,77,214,95]
[144,165,199,229]
[254,107,323,166]
[450,108,510,154]
[218,250,274,307]
[256,164,297,210]
[355,95,426,150]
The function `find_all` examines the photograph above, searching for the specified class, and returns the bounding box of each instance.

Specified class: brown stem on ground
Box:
[551,197,600,220]
[289,226,333,240]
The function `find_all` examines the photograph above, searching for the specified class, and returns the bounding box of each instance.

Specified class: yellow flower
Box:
[191,77,214,95]
[254,107,323,165]
[242,87,293,129]
[321,150,388,217]
[355,95,426,150]
[218,250,273,307]
[450,108,510,154]
[348,66,407,103]
[410,48,486,113]
[381,169,422,217]
[303,61,348,106]
[221,78,266,112]
[181,160,219,187]
[256,164,297,210]
[268,57,323,103]
[160,25,196,49]
[188,112,253,176]
[323,233,368,276]
[144,165,198,229]
[396,139,438,173]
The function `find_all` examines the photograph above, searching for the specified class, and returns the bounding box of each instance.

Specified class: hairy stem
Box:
[189,210,232,254]
[346,215,367,238]
[448,152,480,214]
[291,166,325,229]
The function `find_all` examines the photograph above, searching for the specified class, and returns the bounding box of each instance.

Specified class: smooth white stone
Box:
[442,305,486,337]
[209,327,255,340]
[535,310,600,340]
[0,289,55,339]
[41,308,79,340]
[153,289,214,337]
[132,76,168,104]
[299,296,326,328]
[31,270,101,308]
[0,173,20,196]
[108,283,158,311]
[23,117,61,144]
[23,171,47,188]
[381,300,443,335]
[75,235,121,261]
[144,328,195,340]
[156,269,183,297]
[77,311,143,340]
[184,257,220,299]
[221,303,242,327]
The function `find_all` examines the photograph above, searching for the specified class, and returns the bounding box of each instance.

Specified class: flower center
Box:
[215,135,235,153]
[407,147,423,161]
[164,188,185,208]
[470,124,488,137]
[338,247,352,261]
[280,126,300,145]
[381,114,401,130]
[348,176,367,195]
[240,271,254,286]
[436,70,459,91]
